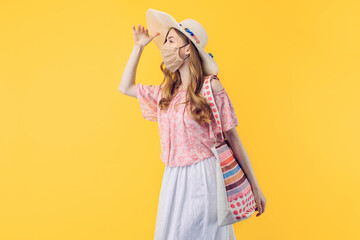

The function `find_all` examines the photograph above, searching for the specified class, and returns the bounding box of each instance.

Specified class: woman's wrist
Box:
[133,44,144,51]
[250,181,260,191]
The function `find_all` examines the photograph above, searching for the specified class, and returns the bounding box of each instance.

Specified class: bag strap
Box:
[200,75,225,144]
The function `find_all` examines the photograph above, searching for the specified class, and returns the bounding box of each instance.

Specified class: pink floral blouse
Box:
[135,78,239,167]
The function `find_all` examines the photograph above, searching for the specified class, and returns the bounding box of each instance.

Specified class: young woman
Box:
[119,8,266,240]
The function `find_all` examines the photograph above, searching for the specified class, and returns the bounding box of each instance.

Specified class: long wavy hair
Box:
[158,27,213,126]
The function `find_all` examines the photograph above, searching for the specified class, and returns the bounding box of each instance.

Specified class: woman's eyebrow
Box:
[167,36,175,40]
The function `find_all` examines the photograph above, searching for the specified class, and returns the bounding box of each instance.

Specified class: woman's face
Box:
[164,29,190,58]
[164,29,181,47]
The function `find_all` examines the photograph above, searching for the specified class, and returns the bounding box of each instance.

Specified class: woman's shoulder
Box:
[208,75,225,94]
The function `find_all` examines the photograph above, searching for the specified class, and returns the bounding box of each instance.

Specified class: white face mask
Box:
[160,43,190,73]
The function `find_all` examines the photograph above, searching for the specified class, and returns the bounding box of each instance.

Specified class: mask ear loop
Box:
[178,43,190,49]
[178,43,190,60]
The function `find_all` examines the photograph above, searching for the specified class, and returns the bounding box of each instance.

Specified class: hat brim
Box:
[146,8,219,76]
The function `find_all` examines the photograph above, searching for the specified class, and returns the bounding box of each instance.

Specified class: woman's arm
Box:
[210,78,266,216]
[210,79,259,188]
[118,24,160,98]
[118,44,144,98]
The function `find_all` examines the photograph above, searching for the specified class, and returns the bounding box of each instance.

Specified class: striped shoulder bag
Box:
[200,75,257,226]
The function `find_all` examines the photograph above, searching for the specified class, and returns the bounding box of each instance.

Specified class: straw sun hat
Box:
[146,8,219,76]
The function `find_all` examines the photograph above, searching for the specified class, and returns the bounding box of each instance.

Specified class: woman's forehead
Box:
[167,29,179,39]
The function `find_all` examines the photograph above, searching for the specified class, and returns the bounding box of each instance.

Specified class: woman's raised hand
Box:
[132,24,160,48]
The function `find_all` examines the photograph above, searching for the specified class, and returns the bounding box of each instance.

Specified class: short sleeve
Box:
[210,88,239,134]
[135,83,160,122]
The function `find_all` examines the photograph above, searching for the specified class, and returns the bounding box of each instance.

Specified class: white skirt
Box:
[154,155,237,240]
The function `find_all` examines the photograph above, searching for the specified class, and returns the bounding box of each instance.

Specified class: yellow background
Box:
[1,0,359,239]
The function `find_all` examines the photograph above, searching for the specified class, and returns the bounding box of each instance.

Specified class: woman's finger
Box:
[256,199,262,216]
[255,199,259,215]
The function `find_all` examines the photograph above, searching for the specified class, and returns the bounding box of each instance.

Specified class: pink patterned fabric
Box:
[135,78,239,167]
